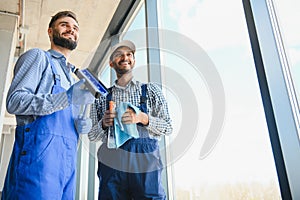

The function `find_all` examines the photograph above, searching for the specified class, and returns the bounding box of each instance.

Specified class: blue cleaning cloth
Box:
[114,102,140,148]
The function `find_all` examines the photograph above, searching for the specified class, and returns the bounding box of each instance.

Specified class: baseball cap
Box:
[110,40,136,55]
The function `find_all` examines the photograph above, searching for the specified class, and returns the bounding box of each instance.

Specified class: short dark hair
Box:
[48,11,78,28]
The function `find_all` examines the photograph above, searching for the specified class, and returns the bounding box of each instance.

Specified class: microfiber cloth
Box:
[113,102,140,148]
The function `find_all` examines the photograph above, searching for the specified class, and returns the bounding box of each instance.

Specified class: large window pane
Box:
[159,0,281,199]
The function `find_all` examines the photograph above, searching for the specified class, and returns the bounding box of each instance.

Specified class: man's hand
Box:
[102,110,116,129]
[66,79,95,105]
[75,117,92,134]
[121,108,149,125]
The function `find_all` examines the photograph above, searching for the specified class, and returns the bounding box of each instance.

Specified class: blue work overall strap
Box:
[137,84,147,127]
[140,84,147,113]
[43,51,78,139]
[44,52,61,87]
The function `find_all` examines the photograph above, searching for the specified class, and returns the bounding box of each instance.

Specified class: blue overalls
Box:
[97,85,166,200]
[1,52,78,200]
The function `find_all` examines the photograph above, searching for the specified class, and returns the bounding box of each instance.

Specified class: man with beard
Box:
[88,40,173,200]
[1,11,94,200]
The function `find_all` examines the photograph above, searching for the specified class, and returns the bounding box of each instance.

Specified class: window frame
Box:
[243,0,300,198]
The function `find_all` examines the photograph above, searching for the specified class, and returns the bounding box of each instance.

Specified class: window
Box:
[159,0,281,199]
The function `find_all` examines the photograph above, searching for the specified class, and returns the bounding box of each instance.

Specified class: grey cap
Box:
[110,40,136,55]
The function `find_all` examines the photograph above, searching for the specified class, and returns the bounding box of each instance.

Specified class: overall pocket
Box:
[19,128,55,166]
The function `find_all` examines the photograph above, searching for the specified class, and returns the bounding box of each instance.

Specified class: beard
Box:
[52,29,77,50]
[113,61,133,75]
[115,68,132,75]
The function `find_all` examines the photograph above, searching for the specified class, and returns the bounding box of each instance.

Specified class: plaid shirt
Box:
[88,79,173,142]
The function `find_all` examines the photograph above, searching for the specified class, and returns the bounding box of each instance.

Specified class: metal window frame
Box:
[144,1,171,199]
[243,0,300,199]
[76,1,144,200]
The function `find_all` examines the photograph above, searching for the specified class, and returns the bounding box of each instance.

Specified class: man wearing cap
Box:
[88,40,173,199]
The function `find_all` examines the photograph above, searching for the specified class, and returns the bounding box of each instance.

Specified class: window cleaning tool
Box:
[74,68,109,98]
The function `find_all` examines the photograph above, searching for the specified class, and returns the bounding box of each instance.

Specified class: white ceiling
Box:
[0,0,120,68]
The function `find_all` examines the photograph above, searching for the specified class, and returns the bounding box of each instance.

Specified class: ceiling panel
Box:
[1,0,120,68]
[0,0,19,14]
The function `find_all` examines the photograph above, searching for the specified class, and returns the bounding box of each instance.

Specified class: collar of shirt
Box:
[113,78,138,91]
[47,49,75,70]
[48,49,65,60]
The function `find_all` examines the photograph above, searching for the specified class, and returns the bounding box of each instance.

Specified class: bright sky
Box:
[167,0,249,51]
